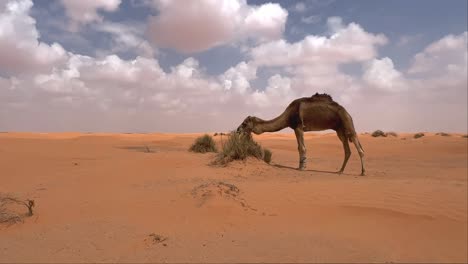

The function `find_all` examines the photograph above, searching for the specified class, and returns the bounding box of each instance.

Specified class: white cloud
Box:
[0,0,67,75]
[292,2,307,13]
[0,1,466,133]
[146,0,288,53]
[94,21,155,57]
[220,61,257,94]
[249,74,293,108]
[60,0,121,28]
[250,17,387,67]
[408,32,467,76]
[363,57,407,92]
[244,3,288,41]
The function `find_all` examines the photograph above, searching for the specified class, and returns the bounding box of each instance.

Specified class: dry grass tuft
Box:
[147,233,168,244]
[371,130,387,137]
[0,194,35,226]
[414,133,425,139]
[213,132,272,165]
[189,134,217,153]
[386,131,398,137]
[436,132,451,137]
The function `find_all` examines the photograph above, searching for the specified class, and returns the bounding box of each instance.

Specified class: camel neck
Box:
[256,111,289,133]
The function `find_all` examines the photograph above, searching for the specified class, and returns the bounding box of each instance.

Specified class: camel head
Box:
[237,116,260,135]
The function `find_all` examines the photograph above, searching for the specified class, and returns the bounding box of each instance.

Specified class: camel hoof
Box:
[337,170,344,175]
[360,172,366,176]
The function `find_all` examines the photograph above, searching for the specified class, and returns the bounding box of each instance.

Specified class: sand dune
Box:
[0,132,467,263]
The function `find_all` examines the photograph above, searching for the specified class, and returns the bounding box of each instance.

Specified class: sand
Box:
[0,132,467,263]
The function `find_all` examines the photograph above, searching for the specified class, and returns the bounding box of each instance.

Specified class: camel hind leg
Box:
[338,108,365,176]
[336,128,351,174]
[350,135,365,176]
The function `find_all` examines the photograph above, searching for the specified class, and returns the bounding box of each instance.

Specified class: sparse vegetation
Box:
[214,132,272,165]
[462,134,468,138]
[189,134,217,153]
[436,132,451,136]
[0,194,35,226]
[146,233,168,246]
[414,133,425,139]
[372,130,387,137]
[371,130,398,137]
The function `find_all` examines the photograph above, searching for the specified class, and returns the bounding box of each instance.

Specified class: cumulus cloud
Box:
[220,61,257,94]
[246,17,387,105]
[0,1,466,133]
[0,0,67,75]
[60,0,121,28]
[250,17,387,66]
[363,57,407,92]
[146,0,288,53]
[408,32,467,76]
[250,74,294,108]
[94,21,155,57]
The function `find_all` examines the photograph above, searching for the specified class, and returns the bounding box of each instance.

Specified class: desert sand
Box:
[0,132,467,263]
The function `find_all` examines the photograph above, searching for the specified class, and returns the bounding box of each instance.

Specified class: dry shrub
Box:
[462,134,468,138]
[371,130,387,137]
[147,233,168,244]
[189,134,217,153]
[0,194,35,226]
[214,132,272,165]
[436,132,451,136]
[386,132,398,137]
[414,133,425,139]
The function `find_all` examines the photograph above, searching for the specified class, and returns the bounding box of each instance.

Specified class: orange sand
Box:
[0,132,467,263]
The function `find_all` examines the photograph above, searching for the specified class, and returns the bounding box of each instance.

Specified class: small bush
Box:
[386,132,398,137]
[414,133,425,139]
[462,135,468,138]
[263,148,272,164]
[189,134,217,153]
[436,132,450,137]
[372,130,387,137]
[214,132,271,165]
[0,194,35,226]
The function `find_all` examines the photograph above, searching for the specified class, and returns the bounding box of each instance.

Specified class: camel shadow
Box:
[272,163,354,176]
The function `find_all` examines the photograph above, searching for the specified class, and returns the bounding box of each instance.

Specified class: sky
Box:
[0,0,467,133]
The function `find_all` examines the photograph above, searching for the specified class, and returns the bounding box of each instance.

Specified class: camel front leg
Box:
[294,128,307,170]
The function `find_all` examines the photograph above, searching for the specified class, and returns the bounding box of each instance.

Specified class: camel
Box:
[236,93,365,176]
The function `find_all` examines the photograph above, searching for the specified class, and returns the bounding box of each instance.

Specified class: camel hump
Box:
[310,93,333,102]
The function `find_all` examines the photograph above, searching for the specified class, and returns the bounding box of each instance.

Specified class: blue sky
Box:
[0,0,466,132]
[32,0,468,72]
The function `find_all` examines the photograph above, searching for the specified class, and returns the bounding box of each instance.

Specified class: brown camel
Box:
[236,93,365,176]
